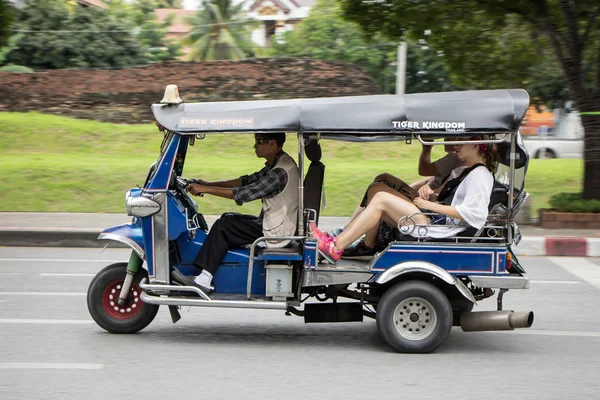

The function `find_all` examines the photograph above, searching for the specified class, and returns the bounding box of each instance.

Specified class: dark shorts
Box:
[360,179,418,207]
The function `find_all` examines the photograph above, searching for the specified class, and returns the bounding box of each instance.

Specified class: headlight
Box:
[126,194,161,217]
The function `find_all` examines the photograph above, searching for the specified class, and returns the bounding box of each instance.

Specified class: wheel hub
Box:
[393,297,437,340]
[101,280,143,319]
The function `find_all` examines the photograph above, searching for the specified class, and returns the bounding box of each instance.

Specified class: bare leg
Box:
[348,205,365,223]
[335,192,427,250]
[342,179,410,229]
[350,182,412,243]
[339,173,399,229]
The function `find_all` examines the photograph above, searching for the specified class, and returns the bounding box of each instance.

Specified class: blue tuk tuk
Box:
[87,87,534,353]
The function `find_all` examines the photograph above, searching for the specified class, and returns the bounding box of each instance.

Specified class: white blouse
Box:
[410,165,493,238]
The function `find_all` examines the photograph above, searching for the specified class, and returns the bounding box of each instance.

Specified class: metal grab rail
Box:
[397,212,457,236]
[247,236,306,299]
[139,278,211,301]
[140,292,289,310]
[416,134,508,146]
[397,213,506,242]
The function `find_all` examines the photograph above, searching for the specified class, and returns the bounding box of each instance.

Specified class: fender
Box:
[372,261,476,304]
[98,223,145,261]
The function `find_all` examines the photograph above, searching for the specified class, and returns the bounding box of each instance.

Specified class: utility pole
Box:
[396,41,407,95]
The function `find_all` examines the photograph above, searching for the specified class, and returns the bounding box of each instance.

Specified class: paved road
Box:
[1,247,600,399]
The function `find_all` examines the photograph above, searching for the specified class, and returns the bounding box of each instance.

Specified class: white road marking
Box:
[0,319,93,324]
[0,363,103,370]
[510,330,600,338]
[0,272,25,275]
[0,258,123,262]
[530,280,581,284]
[549,257,600,290]
[587,238,600,257]
[39,273,95,277]
[0,292,86,296]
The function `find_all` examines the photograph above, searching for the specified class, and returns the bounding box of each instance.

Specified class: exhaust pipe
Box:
[460,310,534,332]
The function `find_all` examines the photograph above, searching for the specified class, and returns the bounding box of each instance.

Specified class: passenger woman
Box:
[312,139,498,263]
[330,141,461,238]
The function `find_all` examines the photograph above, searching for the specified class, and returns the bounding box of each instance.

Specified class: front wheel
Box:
[87,263,159,334]
[376,280,453,353]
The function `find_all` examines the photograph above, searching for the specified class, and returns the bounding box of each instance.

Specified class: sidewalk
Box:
[1,212,599,257]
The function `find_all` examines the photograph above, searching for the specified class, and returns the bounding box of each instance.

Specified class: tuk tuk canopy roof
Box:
[152,89,529,135]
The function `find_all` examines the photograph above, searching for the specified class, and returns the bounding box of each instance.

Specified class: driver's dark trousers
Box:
[193,214,263,275]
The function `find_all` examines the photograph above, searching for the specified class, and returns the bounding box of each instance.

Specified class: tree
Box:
[0,0,13,48]
[183,0,257,61]
[404,38,458,94]
[5,0,148,69]
[4,0,181,69]
[270,0,456,93]
[340,0,600,199]
[156,0,183,7]
[128,0,182,63]
[137,16,183,63]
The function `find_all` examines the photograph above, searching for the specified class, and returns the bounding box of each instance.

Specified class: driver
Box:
[172,132,299,293]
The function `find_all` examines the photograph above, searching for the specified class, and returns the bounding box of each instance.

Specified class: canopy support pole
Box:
[396,41,407,95]
[297,131,305,236]
[507,132,517,245]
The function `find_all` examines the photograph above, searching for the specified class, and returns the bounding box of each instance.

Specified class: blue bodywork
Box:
[371,243,506,275]
[100,133,510,295]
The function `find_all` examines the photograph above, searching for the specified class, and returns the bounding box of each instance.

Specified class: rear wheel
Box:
[536,148,556,159]
[87,263,159,334]
[376,280,453,353]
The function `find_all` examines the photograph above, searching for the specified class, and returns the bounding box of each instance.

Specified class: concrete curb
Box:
[1,227,597,257]
[513,237,600,257]
[0,229,126,249]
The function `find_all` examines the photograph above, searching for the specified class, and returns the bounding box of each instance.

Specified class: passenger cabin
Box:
[149,88,530,297]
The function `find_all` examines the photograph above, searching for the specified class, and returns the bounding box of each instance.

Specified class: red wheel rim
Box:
[101,280,143,319]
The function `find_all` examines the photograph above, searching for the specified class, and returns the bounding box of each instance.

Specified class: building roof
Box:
[248,0,313,18]
[76,0,108,8]
[249,0,291,13]
[249,0,314,13]
[154,9,196,34]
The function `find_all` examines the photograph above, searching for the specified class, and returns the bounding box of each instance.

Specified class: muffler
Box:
[460,310,534,332]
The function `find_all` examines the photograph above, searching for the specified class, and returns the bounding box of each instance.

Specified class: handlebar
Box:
[175,177,203,197]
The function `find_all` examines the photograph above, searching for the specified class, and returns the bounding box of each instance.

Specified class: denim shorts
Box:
[418,207,447,225]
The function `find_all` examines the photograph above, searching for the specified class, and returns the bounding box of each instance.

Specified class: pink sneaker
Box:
[309,224,331,243]
[318,236,343,264]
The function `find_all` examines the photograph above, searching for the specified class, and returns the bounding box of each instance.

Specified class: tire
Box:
[376,280,453,353]
[536,148,556,159]
[87,263,159,334]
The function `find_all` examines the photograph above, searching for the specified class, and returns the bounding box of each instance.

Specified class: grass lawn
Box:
[0,112,583,218]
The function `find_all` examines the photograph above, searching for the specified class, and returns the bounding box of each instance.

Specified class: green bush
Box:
[549,192,600,213]
[0,64,34,73]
